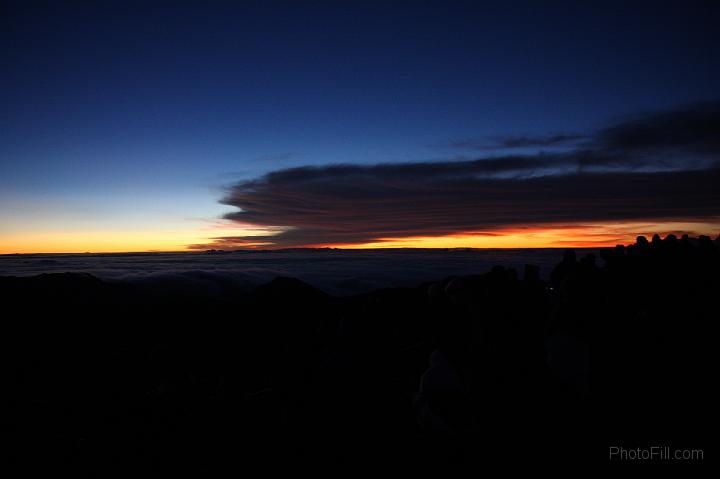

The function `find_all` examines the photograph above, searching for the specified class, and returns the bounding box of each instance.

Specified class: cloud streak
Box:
[447,133,586,150]
[200,101,720,248]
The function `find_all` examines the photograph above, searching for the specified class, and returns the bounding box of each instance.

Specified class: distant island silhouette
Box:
[3,235,716,468]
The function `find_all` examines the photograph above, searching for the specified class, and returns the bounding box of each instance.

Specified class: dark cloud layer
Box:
[449,133,586,150]
[206,102,720,248]
[595,101,720,154]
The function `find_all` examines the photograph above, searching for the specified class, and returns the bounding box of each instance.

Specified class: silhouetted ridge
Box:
[2,235,716,468]
[253,276,329,302]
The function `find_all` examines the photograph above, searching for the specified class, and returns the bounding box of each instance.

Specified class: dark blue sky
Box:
[1,1,718,251]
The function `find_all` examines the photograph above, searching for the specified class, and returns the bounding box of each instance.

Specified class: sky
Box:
[1,0,719,253]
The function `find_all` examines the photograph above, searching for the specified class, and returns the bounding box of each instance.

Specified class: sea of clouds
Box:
[0,249,590,296]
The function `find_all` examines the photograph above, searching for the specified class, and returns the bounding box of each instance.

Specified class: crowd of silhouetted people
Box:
[3,234,717,470]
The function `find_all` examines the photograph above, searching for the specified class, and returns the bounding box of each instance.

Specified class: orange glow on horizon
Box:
[0,222,277,254]
[1,221,717,254]
[316,222,720,250]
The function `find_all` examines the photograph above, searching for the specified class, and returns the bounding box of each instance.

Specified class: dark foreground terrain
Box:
[3,235,717,471]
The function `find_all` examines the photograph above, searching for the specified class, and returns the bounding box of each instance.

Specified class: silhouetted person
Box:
[551,249,577,287]
[523,264,540,283]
